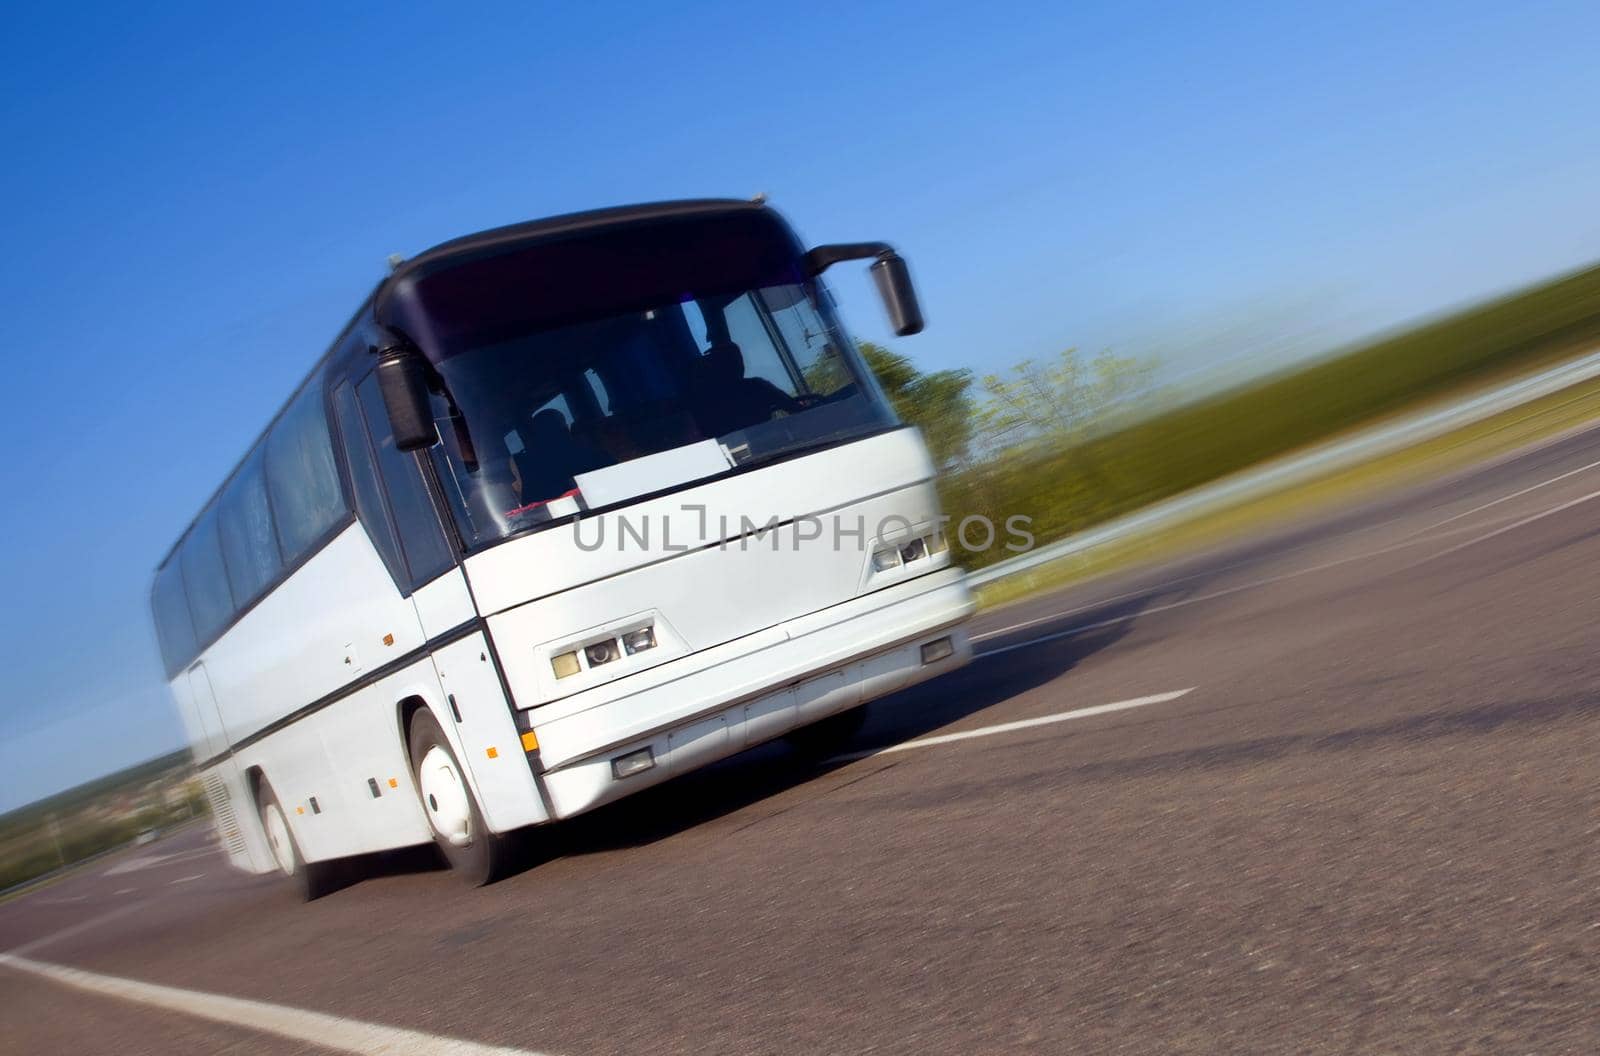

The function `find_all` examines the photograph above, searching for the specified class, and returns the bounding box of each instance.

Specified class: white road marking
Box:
[970,477,1600,657]
[113,888,136,896]
[0,953,556,1056]
[827,689,1195,764]
[969,514,1500,648]
[104,853,178,876]
[170,873,206,885]
[1414,456,1600,534]
[1408,485,1600,567]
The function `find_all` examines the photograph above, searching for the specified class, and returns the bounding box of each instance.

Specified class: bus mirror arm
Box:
[803,242,924,337]
[374,343,439,452]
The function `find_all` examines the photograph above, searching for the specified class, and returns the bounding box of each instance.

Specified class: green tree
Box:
[856,342,977,468]
[977,348,1153,452]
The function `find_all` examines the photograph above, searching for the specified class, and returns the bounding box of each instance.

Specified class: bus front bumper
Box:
[531,568,974,820]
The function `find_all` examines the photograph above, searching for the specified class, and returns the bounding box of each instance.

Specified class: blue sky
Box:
[2,1,1597,812]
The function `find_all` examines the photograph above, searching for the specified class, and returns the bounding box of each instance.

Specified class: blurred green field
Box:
[934,260,1600,569]
[0,750,204,894]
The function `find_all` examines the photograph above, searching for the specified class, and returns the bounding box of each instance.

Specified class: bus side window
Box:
[356,374,454,586]
[334,382,407,589]
[264,383,346,560]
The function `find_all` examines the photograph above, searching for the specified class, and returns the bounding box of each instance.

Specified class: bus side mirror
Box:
[805,242,925,337]
[376,347,437,452]
[870,252,924,337]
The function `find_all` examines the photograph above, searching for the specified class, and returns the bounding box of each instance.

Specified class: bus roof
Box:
[154,198,775,571]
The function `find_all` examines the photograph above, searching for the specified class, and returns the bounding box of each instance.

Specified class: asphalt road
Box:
[4,423,1599,1055]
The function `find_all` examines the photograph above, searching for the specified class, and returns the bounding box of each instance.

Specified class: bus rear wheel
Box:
[256,779,335,901]
[407,708,507,886]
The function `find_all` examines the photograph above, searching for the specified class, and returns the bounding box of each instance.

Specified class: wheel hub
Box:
[263,802,295,876]
[418,745,473,847]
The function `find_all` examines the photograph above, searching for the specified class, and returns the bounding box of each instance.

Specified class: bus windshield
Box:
[380,212,897,547]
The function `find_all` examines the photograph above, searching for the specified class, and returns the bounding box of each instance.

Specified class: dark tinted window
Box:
[334,382,406,587]
[180,509,234,645]
[217,448,282,605]
[265,383,346,559]
[151,562,197,673]
[356,374,453,584]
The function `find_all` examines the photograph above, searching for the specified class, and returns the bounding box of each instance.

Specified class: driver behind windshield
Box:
[690,341,802,437]
[510,408,611,507]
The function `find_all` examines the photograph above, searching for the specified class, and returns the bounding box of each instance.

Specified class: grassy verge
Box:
[972,373,1600,610]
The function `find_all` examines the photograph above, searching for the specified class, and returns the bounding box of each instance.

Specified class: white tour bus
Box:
[152,199,974,894]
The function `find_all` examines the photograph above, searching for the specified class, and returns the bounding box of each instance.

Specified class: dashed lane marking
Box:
[1414,456,1600,534]
[827,688,1196,764]
[1406,486,1600,568]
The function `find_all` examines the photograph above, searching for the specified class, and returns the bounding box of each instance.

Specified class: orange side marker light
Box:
[520,731,540,753]
[485,746,499,759]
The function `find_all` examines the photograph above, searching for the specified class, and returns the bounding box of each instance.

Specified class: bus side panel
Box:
[231,716,348,864]
[306,663,444,858]
[231,659,442,864]
[196,525,427,748]
[429,632,550,834]
[228,644,548,865]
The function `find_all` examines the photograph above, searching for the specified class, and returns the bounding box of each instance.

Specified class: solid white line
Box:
[1414,456,1600,534]
[0,953,556,1056]
[826,688,1195,764]
[169,873,206,885]
[1409,485,1600,566]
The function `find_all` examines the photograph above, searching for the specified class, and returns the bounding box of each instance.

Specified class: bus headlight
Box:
[622,626,657,654]
[584,640,620,667]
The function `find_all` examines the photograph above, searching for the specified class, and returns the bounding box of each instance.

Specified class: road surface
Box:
[4,424,1599,1054]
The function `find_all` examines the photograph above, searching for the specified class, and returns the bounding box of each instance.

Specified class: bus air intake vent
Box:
[202,772,248,857]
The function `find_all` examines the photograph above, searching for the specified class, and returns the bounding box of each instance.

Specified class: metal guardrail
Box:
[966,347,1600,588]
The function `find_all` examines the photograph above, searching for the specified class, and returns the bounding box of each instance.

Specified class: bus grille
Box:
[203,772,248,858]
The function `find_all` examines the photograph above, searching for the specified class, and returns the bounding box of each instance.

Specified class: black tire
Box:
[256,779,337,901]
[407,708,507,886]
[787,704,868,758]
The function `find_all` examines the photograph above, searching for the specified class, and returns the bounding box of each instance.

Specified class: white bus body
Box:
[152,200,973,890]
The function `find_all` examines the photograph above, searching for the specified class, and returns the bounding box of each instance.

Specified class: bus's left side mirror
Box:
[805,243,926,337]
[870,252,924,337]
[376,347,438,452]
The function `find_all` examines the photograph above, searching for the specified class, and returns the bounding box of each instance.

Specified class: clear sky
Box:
[2,1,1597,812]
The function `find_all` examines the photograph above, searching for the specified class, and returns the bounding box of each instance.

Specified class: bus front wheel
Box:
[407,708,507,886]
